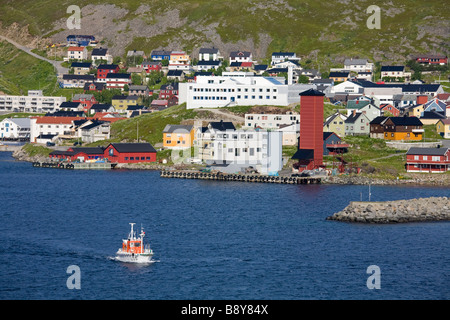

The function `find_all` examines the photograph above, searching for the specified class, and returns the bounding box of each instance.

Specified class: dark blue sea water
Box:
[0,151,448,300]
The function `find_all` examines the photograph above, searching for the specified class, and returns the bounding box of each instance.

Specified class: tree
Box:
[131,73,142,85]
[298,75,310,84]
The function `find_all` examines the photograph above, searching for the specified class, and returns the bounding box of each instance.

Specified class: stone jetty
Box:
[327,197,450,223]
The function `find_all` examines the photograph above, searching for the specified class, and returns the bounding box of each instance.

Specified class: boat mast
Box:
[129,223,135,240]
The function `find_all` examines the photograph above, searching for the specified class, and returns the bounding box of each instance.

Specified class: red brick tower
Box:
[292,89,325,171]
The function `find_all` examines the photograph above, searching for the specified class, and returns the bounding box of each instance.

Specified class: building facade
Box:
[406,147,450,173]
[179,73,290,109]
[0,91,66,113]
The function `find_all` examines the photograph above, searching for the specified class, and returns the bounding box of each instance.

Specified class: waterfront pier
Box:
[160,170,323,184]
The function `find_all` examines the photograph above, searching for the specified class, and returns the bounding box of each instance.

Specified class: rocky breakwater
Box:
[327,197,450,223]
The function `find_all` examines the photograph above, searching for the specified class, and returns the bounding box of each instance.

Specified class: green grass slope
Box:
[0,0,448,65]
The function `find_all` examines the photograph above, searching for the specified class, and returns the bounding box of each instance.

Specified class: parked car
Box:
[46,142,55,147]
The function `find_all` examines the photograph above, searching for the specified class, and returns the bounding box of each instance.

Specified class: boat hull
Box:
[115,251,153,264]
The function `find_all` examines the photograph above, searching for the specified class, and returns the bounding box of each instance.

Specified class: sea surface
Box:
[0,151,448,300]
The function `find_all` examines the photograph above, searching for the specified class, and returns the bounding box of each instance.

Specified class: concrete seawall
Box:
[327,197,450,223]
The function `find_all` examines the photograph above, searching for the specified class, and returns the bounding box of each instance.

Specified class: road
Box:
[0,35,68,75]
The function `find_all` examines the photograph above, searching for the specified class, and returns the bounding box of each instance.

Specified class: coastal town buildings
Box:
[0,118,31,140]
[163,124,195,149]
[406,147,450,173]
[0,91,66,113]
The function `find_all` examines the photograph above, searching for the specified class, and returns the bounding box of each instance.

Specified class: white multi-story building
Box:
[343,58,374,73]
[0,118,31,140]
[66,46,88,61]
[179,72,310,109]
[0,91,66,113]
[245,112,300,129]
[30,116,76,143]
[196,124,282,174]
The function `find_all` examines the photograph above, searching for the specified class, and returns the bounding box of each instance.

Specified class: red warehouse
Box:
[292,89,325,171]
[104,143,157,163]
[406,147,450,173]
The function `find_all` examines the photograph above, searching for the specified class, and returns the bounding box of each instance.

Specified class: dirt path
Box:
[0,35,68,75]
[201,108,245,123]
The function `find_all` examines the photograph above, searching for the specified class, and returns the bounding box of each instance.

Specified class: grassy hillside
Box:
[0,0,448,66]
[0,41,58,95]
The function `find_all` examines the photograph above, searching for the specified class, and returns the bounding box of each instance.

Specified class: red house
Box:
[104,143,157,163]
[292,89,325,171]
[159,83,179,99]
[406,147,450,173]
[142,61,162,73]
[380,104,400,116]
[97,64,120,81]
[73,94,98,112]
[415,55,448,65]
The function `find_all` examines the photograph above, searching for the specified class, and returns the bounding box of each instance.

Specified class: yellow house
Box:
[323,112,347,137]
[436,119,450,139]
[163,124,195,149]
[111,95,139,111]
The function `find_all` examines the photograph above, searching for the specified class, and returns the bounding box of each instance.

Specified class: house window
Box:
[414,156,419,160]
[432,156,440,161]
[423,156,427,160]
[130,157,135,160]
[125,157,129,160]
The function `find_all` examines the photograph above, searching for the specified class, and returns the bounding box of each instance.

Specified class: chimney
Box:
[417,95,428,105]
[288,66,293,85]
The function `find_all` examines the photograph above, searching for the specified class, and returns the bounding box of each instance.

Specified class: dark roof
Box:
[80,121,108,131]
[272,52,295,57]
[108,143,156,153]
[160,83,179,91]
[199,48,219,54]
[84,82,106,91]
[90,103,112,110]
[345,113,366,124]
[299,88,325,96]
[60,102,81,108]
[151,50,171,56]
[370,116,388,125]
[106,73,130,79]
[230,51,251,58]
[92,48,108,56]
[209,121,236,131]
[323,132,341,141]
[197,60,221,66]
[71,62,91,68]
[194,71,214,77]
[420,111,446,119]
[46,111,84,117]
[406,147,449,156]
[72,147,105,154]
[266,67,288,73]
[329,71,350,77]
[384,116,423,126]
[167,70,184,76]
[97,64,118,70]
[292,149,314,160]
[63,74,95,80]
[381,66,405,72]
[254,64,268,71]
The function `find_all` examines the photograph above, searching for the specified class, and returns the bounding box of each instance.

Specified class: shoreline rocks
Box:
[327,197,450,223]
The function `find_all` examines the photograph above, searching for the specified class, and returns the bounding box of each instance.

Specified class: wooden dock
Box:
[32,161,116,170]
[160,170,323,184]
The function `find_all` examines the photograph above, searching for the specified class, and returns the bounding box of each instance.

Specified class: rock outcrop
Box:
[327,197,450,223]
